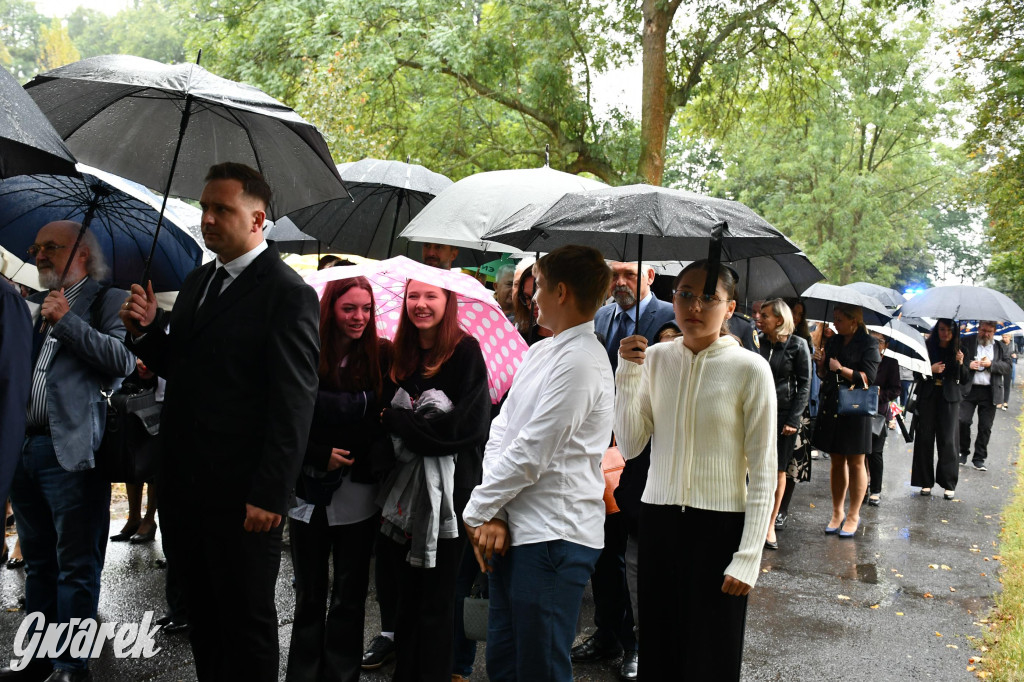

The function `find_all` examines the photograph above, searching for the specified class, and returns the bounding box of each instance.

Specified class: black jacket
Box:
[873,355,902,413]
[914,336,970,403]
[128,244,321,516]
[758,334,812,428]
[960,336,1012,403]
[381,335,491,497]
[818,328,881,398]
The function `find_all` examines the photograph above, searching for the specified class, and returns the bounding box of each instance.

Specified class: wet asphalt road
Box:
[0,397,1017,681]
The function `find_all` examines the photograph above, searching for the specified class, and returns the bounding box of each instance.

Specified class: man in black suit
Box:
[120,163,320,682]
[0,278,30,506]
[960,321,1011,471]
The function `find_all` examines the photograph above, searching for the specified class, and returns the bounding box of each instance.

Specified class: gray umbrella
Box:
[801,282,892,325]
[284,159,452,258]
[845,282,905,309]
[898,285,1024,323]
[0,67,76,178]
[482,184,800,261]
[25,54,349,282]
[262,218,321,256]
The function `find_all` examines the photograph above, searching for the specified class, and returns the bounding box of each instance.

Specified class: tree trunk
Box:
[638,0,675,186]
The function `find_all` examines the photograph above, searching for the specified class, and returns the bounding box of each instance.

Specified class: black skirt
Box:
[811,385,873,455]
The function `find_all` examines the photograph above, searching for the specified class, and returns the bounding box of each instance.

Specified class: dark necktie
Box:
[608,310,634,355]
[197,267,229,319]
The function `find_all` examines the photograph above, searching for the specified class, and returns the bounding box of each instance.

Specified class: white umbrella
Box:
[399,165,605,252]
[867,320,931,376]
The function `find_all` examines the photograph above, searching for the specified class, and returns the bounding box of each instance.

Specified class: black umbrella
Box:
[262,218,321,256]
[845,282,905,309]
[898,285,1024,323]
[286,159,453,258]
[801,283,892,325]
[483,184,802,334]
[25,53,348,281]
[653,252,825,305]
[0,67,77,178]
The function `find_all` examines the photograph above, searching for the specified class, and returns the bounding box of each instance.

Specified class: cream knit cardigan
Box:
[614,334,778,587]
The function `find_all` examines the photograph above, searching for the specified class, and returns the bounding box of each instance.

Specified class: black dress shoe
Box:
[0,659,52,682]
[570,635,622,663]
[764,539,779,550]
[129,527,157,544]
[161,620,190,635]
[43,670,92,682]
[155,614,173,627]
[361,635,395,670]
[619,650,639,681]
[775,513,788,530]
[109,526,139,542]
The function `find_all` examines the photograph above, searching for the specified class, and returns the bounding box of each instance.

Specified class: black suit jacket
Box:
[128,244,320,515]
[960,336,1012,403]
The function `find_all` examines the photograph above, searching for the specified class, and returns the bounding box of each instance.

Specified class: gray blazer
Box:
[28,279,136,471]
[594,295,676,370]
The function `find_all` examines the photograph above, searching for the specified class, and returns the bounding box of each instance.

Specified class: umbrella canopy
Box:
[648,252,824,304]
[263,218,321,255]
[24,54,348,220]
[0,173,204,291]
[0,67,77,178]
[845,282,905,309]
[960,320,1022,337]
[482,184,801,262]
[899,285,1024,323]
[400,166,605,252]
[286,159,453,257]
[801,282,892,325]
[867,319,931,376]
[305,256,527,403]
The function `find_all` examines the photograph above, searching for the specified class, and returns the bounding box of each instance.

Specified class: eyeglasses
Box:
[673,290,729,308]
[27,242,68,257]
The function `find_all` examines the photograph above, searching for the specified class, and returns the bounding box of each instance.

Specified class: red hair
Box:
[319,276,386,395]
[390,280,465,382]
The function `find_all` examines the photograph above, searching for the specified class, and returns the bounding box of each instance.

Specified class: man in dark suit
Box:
[960,321,1011,471]
[576,261,675,681]
[0,278,30,506]
[120,163,320,682]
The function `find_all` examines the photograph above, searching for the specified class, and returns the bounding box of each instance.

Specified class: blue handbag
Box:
[837,372,879,416]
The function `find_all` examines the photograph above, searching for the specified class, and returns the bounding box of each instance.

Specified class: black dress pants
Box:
[867,428,887,495]
[959,384,996,466]
[286,508,378,682]
[161,496,283,682]
[638,504,748,681]
[373,527,402,634]
[589,511,636,651]
[911,392,960,491]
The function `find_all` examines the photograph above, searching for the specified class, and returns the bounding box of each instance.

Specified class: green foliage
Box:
[955,0,1024,299]
[38,17,79,70]
[68,0,185,64]
[0,0,45,80]
[687,4,963,287]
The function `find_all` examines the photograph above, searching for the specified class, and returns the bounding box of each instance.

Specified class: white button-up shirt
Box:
[197,240,268,305]
[462,320,613,549]
[974,340,995,386]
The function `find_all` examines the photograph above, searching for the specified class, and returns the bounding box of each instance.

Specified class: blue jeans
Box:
[11,436,110,672]
[486,540,601,682]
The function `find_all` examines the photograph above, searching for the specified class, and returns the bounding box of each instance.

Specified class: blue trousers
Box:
[486,539,601,682]
[11,436,110,672]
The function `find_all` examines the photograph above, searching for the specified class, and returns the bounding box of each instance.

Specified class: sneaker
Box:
[362,634,396,670]
[974,463,988,471]
[959,457,968,467]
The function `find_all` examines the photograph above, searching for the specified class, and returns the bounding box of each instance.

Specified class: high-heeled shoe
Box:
[868,494,881,506]
[943,490,955,500]
[920,488,931,497]
[825,517,845,534]
[839,520,859,538]
[110,522,140,542]
[130,526,157,544]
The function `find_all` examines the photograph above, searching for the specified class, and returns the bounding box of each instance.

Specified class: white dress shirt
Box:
[974,341,994,386]
[462,320,614,550]
[197,240,268,305]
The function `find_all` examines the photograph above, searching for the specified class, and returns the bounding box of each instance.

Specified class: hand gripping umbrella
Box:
[483,184,803,336]
[0,67,77,179]
[24,53,349,284]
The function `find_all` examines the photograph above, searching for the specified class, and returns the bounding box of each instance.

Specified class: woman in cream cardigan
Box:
[614,260,777,681]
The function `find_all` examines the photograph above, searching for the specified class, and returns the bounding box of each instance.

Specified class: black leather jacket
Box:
[759,334,812,428]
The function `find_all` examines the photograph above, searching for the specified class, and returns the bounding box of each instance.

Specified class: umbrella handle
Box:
[634,234,643,338]
[704,221,726,298]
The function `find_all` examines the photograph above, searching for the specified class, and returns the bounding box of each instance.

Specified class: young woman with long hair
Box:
[615,260,777,681]
[512,267,552,346]
[286,276,394,682]
[379,280,491,682]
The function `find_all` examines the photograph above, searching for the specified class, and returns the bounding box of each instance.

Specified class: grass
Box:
[978,408,1024,680]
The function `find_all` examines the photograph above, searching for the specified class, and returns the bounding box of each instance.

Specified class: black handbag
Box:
[836,373,879,417]
[97,386,162,484]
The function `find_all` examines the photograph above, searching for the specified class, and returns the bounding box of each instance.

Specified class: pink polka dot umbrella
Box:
[305,256,528,403]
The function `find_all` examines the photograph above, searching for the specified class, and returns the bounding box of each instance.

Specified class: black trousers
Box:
[589,511,636,651]
[374,528,402,634]
[286,508,378,682]
[960,384,997,466]
[390,533,465,682]
[161,496,283,682]
[638,504,748,681]
[911,392,960,491]
[868,428,887,495]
